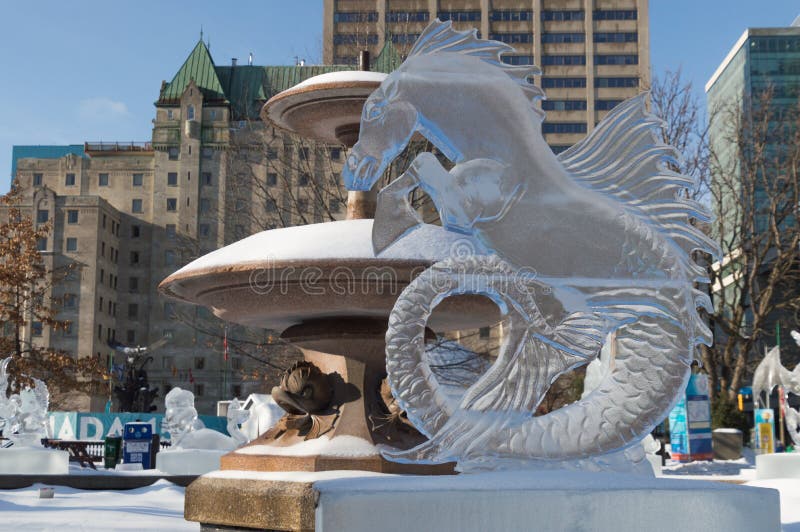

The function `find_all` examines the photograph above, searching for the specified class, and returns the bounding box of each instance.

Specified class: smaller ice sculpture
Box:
[752,337,800,447]
[0,356,51,447]
[163,387,249,450]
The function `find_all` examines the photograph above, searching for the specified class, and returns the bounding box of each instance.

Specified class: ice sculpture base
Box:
[756,452,800,479]
[156,449,226,476]
[186,469,779,532]
[0,447,69,475]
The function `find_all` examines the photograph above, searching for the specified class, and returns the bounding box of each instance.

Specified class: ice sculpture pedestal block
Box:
[756,452,800,479]
[186,470,780,532]
[0,447,69,475]
[156,449,227,476]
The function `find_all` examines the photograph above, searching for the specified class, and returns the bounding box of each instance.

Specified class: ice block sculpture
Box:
[163,387,250,450]
[342,20,718,472]
[0,357,51,447]
[752,332,800,447]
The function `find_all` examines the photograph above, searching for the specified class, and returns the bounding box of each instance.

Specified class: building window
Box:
[232,384,242,398]
[542,100,587,111]
[187,105,195,120]
[36,209,48,223]
[165,250,175,265]
[199,224,210,238]
[167,109,174,120]
[200,199,211,212]
[298,174,310,186]
[298,147,309,160]
[128,303,138,320]
[67,210,78,224]
[266,148,278,160]
[132,173,143,186]
[479,326,491,339]
[33,173,43,186]
[99,173,109,186]
[231,357,242,370]
[132,199,143,213]
[166,198,177,211]
[194,383,204,397]
[194,357,205,370]
[129,277,138,292]
[437,10,481,21]
[329,148,341,160]
[265,199,277,213]
[36,238,47,251]
[297,199,308,212]
[126,330,136,344]
[595,77,639,88]
[595,100,623,111]
[32,321,43,337]
[168,147,179,160]
[491,10,532,21]
[595,54,638,65]
[386,10,429,22]
[131,225,140,238]
[63,294,76,309]
[542,122,588,134]
[209,109,217,120]
[542,77,587,88]
[489,33,533,44]
[130,251,140,265]
[202,147,213,159]
[166,224,176,239]
[101,242,105,257]
[62,322,73,336]
[266,173,277,186]
[66,238,78,252]
[542,33,585,44]
[167,172,178,186]
[334,11,378,23]
[163,329,174,339]
[593,32,638,43]
[541,10,584,21]
[593,10,637,20]
[65,173,76,186]
[542,55,586,66]
[332,33,379,46]
[329,199,340,212]
[98,296,103,311]
[202,172,212,186]
[501,55,534,66]
[102,214,106,228]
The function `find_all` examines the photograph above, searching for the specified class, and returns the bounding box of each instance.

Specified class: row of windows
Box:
[437,11,481,21]
[542,122,588,134]
[391,33,420,44]
[265,146,341,160]
[596,99,623,110]
[541,10,584,21]
[333,34,378,45]
[540,77,638,89]
[491,10,532,22]
[542,32,585,43]
[595,54,638,65]
[594,32,638,43]
[333,11,378,23]
[542,55,586,66]
[542,100,587,111]
[502,55,534,65]
[593,10,638,20]
[490,33,532,44]
[750,37,800,53]
[386,11,429,23]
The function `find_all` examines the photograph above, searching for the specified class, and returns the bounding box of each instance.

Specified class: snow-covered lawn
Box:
[0,479,197,531]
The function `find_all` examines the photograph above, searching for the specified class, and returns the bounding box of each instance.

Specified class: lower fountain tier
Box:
[220,318,453,476]
[158,219,500,332]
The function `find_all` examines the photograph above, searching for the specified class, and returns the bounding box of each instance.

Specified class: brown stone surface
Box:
[185,477,317,532]
[220,452,454,475]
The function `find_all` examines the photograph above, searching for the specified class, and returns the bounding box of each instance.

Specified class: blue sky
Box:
[0,1,798,193]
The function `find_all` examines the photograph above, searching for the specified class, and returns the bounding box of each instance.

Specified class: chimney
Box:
[231,57,238,67]
[248,52,253,65]
[359,50,370,71]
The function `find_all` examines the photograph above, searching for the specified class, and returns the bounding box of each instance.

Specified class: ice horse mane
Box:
[406,20,545,119]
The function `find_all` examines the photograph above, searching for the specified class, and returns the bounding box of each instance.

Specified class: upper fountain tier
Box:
[262,71,387,147]
[159,219,499,332]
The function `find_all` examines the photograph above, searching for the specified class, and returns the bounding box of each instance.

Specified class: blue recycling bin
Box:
[122,422,154,468]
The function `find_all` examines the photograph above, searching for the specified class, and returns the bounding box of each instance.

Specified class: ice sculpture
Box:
[753,333,800,447]
[163,387,249,450]
[342,20,718,471]
[0,356,51,447]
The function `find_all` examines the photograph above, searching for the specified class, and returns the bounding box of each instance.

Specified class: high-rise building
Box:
[7,40,400,413]
[323,0,650,152]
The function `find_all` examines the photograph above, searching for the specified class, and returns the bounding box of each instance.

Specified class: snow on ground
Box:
[0,479,197,531]
[747,479,800,532]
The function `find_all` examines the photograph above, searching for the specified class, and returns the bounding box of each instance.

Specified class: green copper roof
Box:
[158,39,401,119]
[373,41,404,73]
[159,40,226,103]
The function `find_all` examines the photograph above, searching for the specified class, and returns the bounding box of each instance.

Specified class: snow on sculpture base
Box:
[185,469,780,532]
[0,447,69,475]
[756,452,800,479]
[156,449,227,476]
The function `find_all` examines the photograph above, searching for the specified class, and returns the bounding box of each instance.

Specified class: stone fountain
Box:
[159,51,498,530]
[161,27,781,532]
